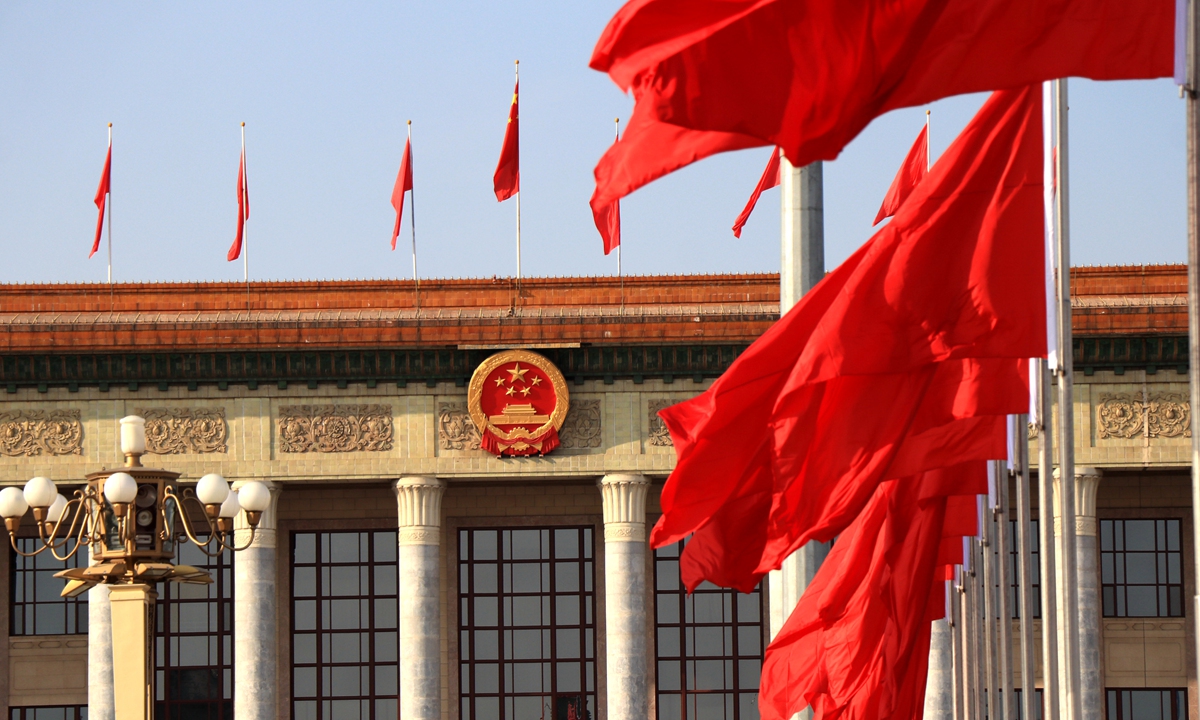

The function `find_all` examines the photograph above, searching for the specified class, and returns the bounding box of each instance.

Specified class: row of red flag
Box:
[586,0,1172,717]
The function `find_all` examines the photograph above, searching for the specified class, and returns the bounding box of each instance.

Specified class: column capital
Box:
[233,480,281,549]
[599,474,651,543]
[395,476,445,546]
[1052,466,1103,536]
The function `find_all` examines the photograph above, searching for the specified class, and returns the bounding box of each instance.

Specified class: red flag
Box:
[227,148,249,262]
[90,143,111,259]
[651,87,1045,588]
[592,132,623,254]
[391,137,414,250]
[493,81,519,201]
[589,0,1171,210]
[732,149,781,238]
[874,124,928,225]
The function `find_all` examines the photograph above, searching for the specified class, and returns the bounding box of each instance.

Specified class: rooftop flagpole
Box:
[615,117,623,310]
[241,122,249,307]
[514,60,522,295]
[107,123,113,310]
[408,120,420,313]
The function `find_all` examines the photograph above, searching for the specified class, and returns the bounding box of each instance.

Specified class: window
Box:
[1100,520,1183,617]
[1003,519,1041,619]
[155,538,234,720]
[292,531,399,720]
[654,541,764,720]
[10,539,88,635]
[1106,689,1187,720]
[458,527,596,720]
[9,708,87,720]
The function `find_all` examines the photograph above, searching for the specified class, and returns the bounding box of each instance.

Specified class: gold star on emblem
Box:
[519,386,532,397]
[530,376,542,386]
[494,376,507,387]
[507,364,529,383]
[505,386,516,396]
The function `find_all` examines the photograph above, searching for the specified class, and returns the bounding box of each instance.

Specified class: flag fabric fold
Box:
[391,137,414,250]
[651,86,1045,591]
[227,149,249,262]
[874,125,929,225]
[90,144,111,259]
[589,0,1171,211]
[494,81,520,202]
[732,149,781,237]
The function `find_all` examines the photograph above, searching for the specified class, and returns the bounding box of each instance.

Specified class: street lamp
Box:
[0,415,272,720]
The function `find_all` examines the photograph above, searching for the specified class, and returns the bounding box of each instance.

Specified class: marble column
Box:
[88,554,115,720]
[396,476,446,720]
[233,480,282,720]
[599,474,651,720]
[1054,466,1103,720]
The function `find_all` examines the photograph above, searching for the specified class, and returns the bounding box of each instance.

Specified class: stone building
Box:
[0,266,1193,720]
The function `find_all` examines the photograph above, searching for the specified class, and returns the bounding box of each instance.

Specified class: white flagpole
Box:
[107,123,113,298]
[1186,0,1200,695]
[241,122,249,294]
[409,120,419,312]
[615,117,623,309]
[926,109,931,170]
[514,60,521,291]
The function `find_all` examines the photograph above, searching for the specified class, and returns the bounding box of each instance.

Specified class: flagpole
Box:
[1184,0,1200,696]
[241,122,249,307]
[107,123,113,307]
[615,117,624,311]
[926,109,932,170]
[409,120,420,313]
[1013,413,1036,720]
[514,60,521,294]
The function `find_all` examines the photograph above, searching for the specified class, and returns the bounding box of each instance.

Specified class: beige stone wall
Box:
[7,635,88,708]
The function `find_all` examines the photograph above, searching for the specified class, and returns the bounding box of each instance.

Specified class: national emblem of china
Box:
[467,350,570,457]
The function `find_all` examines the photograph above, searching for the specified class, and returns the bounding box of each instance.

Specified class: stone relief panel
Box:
[648,399,674,447]
[437,402,481,451]
[559,399,602,450]
[278,404,393,453]
[0,409,83,456]
[1096,392,1191,440]
[137,407,228,454]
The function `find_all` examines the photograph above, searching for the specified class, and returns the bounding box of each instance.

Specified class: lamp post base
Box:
[109,583,157,720]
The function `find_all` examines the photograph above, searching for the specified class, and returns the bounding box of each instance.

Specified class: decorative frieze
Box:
[1096,392,1191,440]
[559,399,602,449]
[278,404,393,453]
[648,400,674,447]
[137,407,228,454]
[436,403,481,451]
[0,409,83,456]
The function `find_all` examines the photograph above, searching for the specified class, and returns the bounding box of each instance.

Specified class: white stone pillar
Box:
[599,474,651,720]
[924,615,955,720]
[233,480,282,720]
[88,555,115,720]
[396,476,446,720]
[1054,466,1103,720]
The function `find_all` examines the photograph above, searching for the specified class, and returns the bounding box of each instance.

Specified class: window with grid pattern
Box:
[291,530,399,720]
[653,541,764,720]
[155,538,234,720]
[1100,519,1184,618]
[458,527,596,720]
[1106,689,1187,720]
[10,539,88,635]
[9,708,87,720]
[1004,519,1041,619]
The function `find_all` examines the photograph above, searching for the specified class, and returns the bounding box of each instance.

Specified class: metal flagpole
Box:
[994,460,1015,720]
[1184,0,1200,693]
[980,493,998,720]
[1013,414,1037,720]
[615,117,624,311]
[409,120,419,313]
[514,60,521,294]
[951,574,965,720]
[970,538,985,720]
[1037,359,1061,720]
[107,123,114,310]
[926,109,932,169]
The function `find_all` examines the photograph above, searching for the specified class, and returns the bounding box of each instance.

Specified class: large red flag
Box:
[588,0,1171,211]
[651,87,1044,587]
[493,81,520,201]
[227,148,249,262]
[592,131,623,254]
[391,137,414,250]
[90,142,111,259]
[732,149,780,238]
[874,124,928,225]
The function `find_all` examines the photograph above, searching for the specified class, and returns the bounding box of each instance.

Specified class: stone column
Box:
[1054,466,1103,720]
[233,480,282,720]
[88,555,115,720]
[599,474,651,720]
[924,615,955,720]
[396,476,446,720]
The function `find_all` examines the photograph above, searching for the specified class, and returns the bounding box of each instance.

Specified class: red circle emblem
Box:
[467,350,569,457]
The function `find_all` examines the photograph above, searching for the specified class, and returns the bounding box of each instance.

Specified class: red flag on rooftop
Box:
[391,136,414,250]
[732,149,780,238]
[874,123,928,225]
[227,142,249,262]
[90,135,111,259]
[592,121,623,254]
[650,86,1046,591]
[493,79,520,202]
[588,0,1172,212]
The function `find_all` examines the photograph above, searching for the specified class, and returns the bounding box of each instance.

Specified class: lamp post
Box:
[0,415,271,720]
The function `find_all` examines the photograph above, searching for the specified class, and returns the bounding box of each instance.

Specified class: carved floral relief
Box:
[278,405,393,453]
[137,407,228,454]
[437,403,481,451]
[559,400,602,450]
[0,409,83,456]
[1097,392,1191,440]
[648,399,674,447]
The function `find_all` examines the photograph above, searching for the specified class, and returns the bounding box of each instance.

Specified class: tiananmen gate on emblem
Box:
[467,350,570,456]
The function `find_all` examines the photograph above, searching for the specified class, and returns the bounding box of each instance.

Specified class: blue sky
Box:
[0,2,1186,284]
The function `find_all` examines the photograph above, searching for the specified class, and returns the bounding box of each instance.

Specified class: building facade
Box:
[0,267,1193,720]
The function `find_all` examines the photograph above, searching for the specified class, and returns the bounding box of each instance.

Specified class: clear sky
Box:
[0,2,1186,285]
